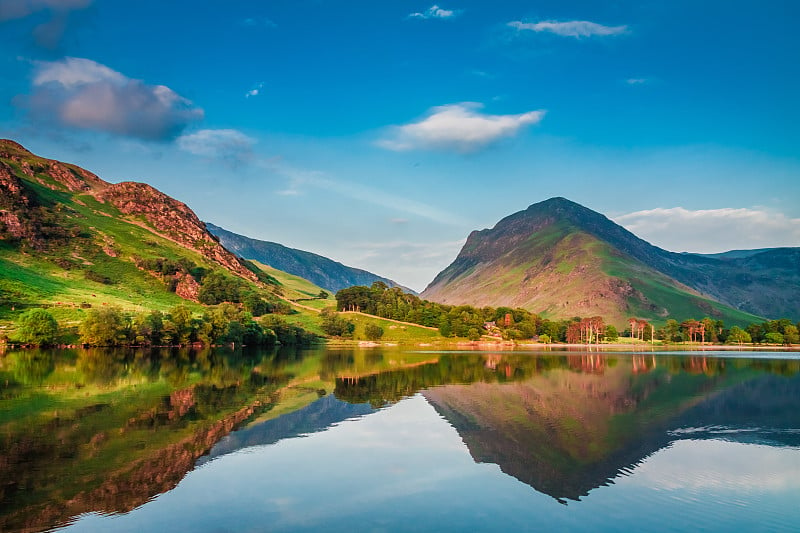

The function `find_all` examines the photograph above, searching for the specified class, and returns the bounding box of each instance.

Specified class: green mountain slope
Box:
[0,140,268,321]
[421,197,783,325]
[206,222,411,294]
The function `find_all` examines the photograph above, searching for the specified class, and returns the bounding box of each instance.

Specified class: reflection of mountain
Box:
[423,368,800,503]
[197,394,374,466]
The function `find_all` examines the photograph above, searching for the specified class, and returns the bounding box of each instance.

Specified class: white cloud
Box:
[177,129,255,165]
[614,207,800,253]
[21,57,203,140]
[508,19,627,38]
[245,82,264,98]
[409,5,459,19]
[626,78,648,85]
[377,102,545,153]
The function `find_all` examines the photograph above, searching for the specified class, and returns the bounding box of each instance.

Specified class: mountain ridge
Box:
[206,222,412,294]
[422,197,798,324]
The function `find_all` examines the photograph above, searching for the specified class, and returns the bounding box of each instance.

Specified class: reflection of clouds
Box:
[628,439,800,491]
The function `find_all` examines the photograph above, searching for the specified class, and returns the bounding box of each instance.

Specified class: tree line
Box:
[10,304,317,347]
[335,282,800,344]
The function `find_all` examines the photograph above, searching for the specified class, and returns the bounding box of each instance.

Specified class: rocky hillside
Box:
[422,197,796,325]
[0,139,265,312]
[207,222,409,294]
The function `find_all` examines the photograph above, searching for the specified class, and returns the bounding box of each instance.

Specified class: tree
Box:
[467,327,481,341]
[728,326,751,345]
[364,324,384,341]
[198,271,242,305]
[317,290,329,299]
[15,308,59,345]
[320,309,355,338]
[79,307,126,346]
[664,319,680,343]
[764,332,784,344]
[539,334,551,344]
[169,305,194,345]
[783,325,799,345]
[605,325,619,342]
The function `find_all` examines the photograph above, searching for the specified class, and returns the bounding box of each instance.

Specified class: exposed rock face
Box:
[0,161,40,243]
[97,182,257,282]
[175,272,201,301]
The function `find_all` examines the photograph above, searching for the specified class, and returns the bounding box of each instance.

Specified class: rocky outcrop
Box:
[175,272,201,301]
[0,139,259,284]
[97,182,257,282]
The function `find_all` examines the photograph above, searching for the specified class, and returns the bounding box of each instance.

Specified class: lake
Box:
[1,346,799,532]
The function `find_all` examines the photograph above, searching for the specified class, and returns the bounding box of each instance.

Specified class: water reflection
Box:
[1,348,799,532]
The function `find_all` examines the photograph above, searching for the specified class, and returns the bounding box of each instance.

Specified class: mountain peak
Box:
[422,198,796,324]
[0,139,33,155]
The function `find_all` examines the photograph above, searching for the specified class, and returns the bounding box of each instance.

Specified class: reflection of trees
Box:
[77,348,126,384]
[0,345,306,533]
[334,354,572,407]
[10,349,55,385]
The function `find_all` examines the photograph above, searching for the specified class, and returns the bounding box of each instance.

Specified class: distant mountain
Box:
[207,222,411,294]
[0,139,265,310]
[422,197,799,324]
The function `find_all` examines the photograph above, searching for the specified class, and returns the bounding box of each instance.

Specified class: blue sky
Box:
[1,0,798,290]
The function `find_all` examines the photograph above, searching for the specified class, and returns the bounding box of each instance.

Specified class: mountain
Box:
[0,139,267,313]
[422,197,798,324]
[206,222,410,294]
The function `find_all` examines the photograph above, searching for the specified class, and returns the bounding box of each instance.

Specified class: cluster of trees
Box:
[11,305,317,347]
[653,318,799,345]
[336,283,570,341]
[134,256,288,312]
[336,283,800,345]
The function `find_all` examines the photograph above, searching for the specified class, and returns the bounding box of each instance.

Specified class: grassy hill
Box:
[0,140,297,339]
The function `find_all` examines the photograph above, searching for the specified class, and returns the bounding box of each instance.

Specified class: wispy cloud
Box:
[19,57,203,140]
[261,159,468,227]
[245,82,264,98]
[614,207,800,253]
[177,129,255,166]
[242,17,276,28]
[0,0,93,48]
[508,20,627,38]
[377,102,544,153]
[409,5,460,20]
[626,78,649,85]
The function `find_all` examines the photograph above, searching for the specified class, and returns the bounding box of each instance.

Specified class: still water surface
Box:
[1,346,799,532]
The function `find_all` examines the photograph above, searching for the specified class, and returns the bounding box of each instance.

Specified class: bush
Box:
[84,270,114,285]
[320,310,355,338]
[16,308,59,345]
[198,271,242,304]
[364,324,384,341]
